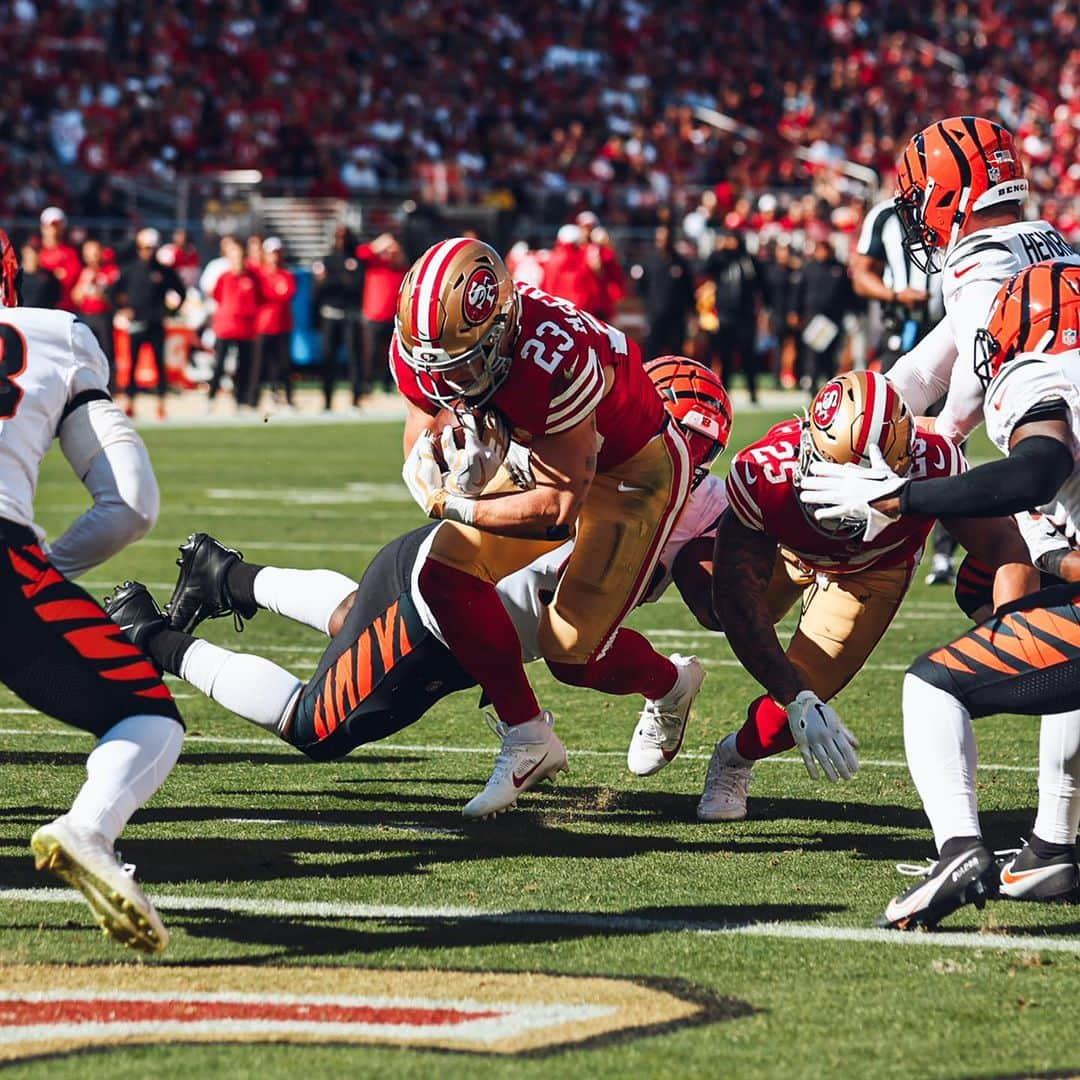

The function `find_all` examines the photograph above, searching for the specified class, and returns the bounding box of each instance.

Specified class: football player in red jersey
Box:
[106,359,734,788]
[392,238,697,818]
[697,370,1037,822]
[800,262,1080,929]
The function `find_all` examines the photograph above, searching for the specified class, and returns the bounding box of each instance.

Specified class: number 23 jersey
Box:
[390,283,666,471]
[724,418,965,573]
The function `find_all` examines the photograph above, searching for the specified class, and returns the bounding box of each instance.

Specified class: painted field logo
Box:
[0,966,741,1061]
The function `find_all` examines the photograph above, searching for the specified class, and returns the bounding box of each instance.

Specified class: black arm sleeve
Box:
[900,435,1074,518]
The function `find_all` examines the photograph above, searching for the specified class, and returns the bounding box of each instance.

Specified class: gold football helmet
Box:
[799,371,914,535]
[395,237,519,407]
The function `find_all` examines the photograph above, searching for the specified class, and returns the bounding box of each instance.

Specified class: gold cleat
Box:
[31,816,168,954]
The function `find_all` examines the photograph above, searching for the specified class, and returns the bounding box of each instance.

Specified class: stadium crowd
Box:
[0,0,1076,231]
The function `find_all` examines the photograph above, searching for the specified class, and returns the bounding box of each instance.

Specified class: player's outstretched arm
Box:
[712,511,802,705]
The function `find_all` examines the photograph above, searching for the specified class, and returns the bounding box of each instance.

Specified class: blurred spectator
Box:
[542,224,603,315]
[18,244,61,309]
[795,238,855,393]
[71,239,119,387]
[209,241,263,409]
[160,229,202,291]
[199,235,240,300]
[584,225,628,323]
[253,237,297,408]
[312,225,364,411]
[37,208,81,313]
[506,239,549,287]
[109,228,185,420]
[639,225,696,359]
[245,235,265,273]
[701,231,766,402]
[356,233,408,396]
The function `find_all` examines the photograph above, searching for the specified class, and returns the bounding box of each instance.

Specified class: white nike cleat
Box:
[697,735,754,821]
[31,815,168,953]
[997,843,1080,901]
[463,711,567,820]
[627,655,705,776]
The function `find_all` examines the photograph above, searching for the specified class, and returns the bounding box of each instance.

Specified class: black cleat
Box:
[166,533,256,633]
[877,844,996,931]
[998,843,1080,902]
[103,581,169,654]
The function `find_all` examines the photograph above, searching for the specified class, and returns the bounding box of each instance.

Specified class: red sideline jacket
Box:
[255,267,297,335]
[213,269,263,340]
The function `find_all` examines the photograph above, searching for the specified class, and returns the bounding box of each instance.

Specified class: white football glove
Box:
[504,440,536,490]
[785,691,860,782]
[798,444,907,541]
[441,411,510,496]
[402,431,475,525]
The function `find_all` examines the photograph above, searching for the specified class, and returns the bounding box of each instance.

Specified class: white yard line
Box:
[0,727,1040,773]
[0,888,1075,955]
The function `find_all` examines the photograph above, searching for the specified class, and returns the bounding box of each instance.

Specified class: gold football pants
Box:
[428,424,692,664]
[766,547,916,699]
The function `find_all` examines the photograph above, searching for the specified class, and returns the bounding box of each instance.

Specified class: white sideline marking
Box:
[0,727,1041,773]
[1,888,1076,956]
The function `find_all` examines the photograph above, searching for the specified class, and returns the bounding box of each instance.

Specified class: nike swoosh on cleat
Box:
[1001,865,1052,885]
[512,752,549,788]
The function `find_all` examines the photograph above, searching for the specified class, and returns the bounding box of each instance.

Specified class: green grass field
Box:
[0,409,1077,1078]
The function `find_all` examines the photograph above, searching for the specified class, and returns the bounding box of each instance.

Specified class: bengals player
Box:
[698,370,1036,822]
[0,230,180,953]
[390,238,698,818]
[886,116,1080,444]
[802,262,1080,929]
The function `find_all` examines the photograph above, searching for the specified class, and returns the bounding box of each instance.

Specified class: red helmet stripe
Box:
[879,379,899,453]
[412,237,472,343]
[853,369,877,457]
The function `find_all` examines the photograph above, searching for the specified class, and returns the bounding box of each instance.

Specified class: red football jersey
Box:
[390,283,664,471]
[724,418,965,574]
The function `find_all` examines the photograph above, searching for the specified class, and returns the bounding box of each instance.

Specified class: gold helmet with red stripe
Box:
[644,355,733,486]
[395,237,519,408]
[895,116,1027,273]
[975,261,1080,388]
[800,371,914,535]
[0,229,20,308]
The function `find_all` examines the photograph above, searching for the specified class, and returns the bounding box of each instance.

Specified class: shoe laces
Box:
[895,858,935,878]
[637,700,681,743]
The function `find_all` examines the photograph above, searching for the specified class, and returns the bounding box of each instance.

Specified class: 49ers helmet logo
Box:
[813,382,843,427]
[462,266,499,325]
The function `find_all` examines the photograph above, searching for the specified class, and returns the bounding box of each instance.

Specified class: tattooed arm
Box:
[712,510,804,704]
[441,413,597,540]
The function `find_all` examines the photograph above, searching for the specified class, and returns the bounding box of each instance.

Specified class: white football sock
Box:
[67,714,184,845]
[181,639,303,735]
[902,673,981,851]
[1032,709,1080,846]
[253,567,357,635]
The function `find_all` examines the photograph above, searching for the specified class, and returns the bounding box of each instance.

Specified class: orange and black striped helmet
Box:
[645,356,733,485]
[895,117,1027,273]
[0,230,20,307]
[974,261,1080,388]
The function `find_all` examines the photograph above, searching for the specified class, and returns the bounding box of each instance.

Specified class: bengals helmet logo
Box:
[462,267,499,325]
[812,382,842,427]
